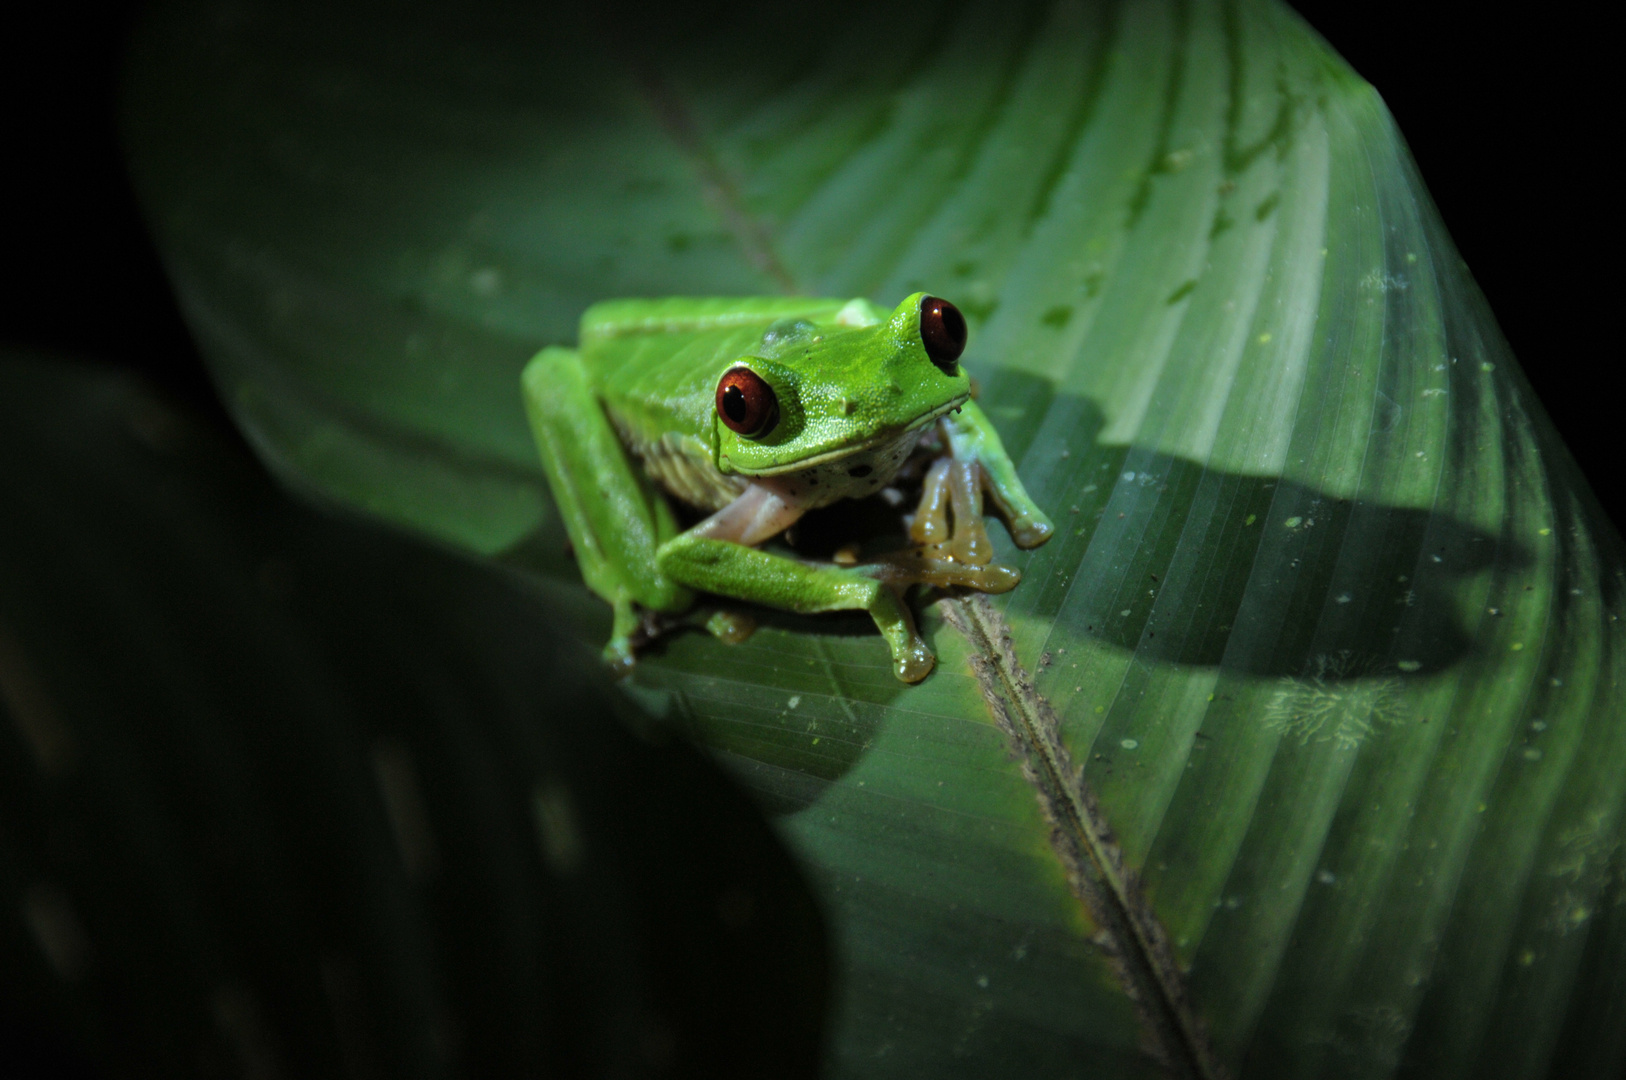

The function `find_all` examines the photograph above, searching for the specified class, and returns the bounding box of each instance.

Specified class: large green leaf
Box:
[125,0,1626,1075]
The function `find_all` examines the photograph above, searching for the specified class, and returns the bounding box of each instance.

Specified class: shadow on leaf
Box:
[526,370,1526,816]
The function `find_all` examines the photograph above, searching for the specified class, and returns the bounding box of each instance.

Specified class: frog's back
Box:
[579,297,850,344]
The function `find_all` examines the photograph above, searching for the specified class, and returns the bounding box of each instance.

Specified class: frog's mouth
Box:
[742,393,969,477]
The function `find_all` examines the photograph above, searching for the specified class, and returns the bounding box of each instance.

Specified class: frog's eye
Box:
[716,367,779,438]
[919,295,967,374]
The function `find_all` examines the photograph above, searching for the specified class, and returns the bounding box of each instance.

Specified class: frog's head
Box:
[713,292,971,477]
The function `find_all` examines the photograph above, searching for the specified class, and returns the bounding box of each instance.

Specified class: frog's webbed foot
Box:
[601,598,644,677]
[866,547,1022,593]
[866,457,1022,593]
[606,602,724,675]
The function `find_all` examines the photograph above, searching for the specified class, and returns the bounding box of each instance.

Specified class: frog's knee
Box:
[637,578,693,615]
[523,345,581,384]
[612,549,678,613]
[652,542,683,587]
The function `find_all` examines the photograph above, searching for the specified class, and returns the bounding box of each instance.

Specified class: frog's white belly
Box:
[613,416,922,514]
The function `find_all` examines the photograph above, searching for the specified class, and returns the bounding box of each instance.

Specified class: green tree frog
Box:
[522,293,1053,682]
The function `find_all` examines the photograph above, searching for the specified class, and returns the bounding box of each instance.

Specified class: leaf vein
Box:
[943,593,1225,1080]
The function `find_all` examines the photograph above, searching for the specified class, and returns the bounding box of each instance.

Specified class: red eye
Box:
[716,367,779,437]
[919,295,967,374]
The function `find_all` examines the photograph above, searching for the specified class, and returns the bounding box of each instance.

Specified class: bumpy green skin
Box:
[522,294,1052,682]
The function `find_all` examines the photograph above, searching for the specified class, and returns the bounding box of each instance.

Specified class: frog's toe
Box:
[867,551,1021,594]
[601,600,643,675]
[893,639,936,683]
[959,562,1022,594]
[705,608,757,644]
[948,517,994,566]
[602,639,637,678]
[1009,514,1055,549]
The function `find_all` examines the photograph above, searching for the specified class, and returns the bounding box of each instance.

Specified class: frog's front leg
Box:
[656,484,937,683]
[871,400,1055,592]
[522,346,694,672]
[909,456,997,565]
[940,398,1055,549]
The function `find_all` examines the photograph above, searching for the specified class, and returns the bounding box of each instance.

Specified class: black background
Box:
[0,2,1615,1074]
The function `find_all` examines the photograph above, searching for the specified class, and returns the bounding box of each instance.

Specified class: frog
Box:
[521,292,1053,683]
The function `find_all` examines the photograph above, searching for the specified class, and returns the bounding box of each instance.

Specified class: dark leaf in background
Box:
[0,355,828,1078]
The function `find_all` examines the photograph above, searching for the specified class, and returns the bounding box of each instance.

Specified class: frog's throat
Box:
[739,394,968,478]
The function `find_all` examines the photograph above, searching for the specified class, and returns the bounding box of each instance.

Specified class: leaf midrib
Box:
[635,37,1223,1077]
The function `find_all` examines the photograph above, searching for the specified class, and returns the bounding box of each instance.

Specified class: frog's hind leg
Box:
[657,484,936,683]
[522,346,693,672]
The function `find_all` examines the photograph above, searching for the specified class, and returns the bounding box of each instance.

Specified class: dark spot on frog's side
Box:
[848,465,873,478]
